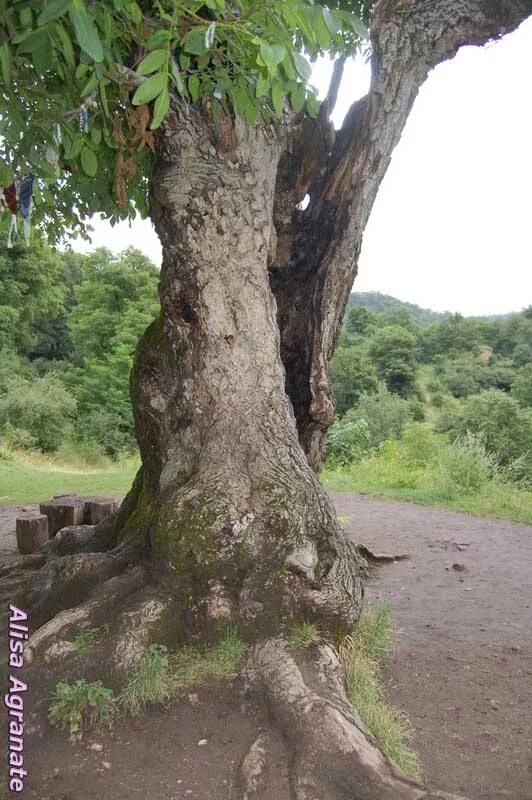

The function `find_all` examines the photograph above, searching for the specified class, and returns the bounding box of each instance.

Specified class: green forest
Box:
[1,233,531,521]
[0,233,159,463]
[325,297,532,521]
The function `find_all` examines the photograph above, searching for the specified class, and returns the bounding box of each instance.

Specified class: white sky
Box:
[71,17,532,316]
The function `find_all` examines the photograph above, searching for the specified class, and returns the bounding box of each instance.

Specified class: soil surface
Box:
[1,495,531,800]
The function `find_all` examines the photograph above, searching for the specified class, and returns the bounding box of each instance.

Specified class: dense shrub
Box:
[437,390,532,485]
[431,433,499,498]
[511,364,532,408]
[368,325,419,398]
[347,384,415,450]
[331,346,378,416]
[324,417,371,467]
[0,375,77,452]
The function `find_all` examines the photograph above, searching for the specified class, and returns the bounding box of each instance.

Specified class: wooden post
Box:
[16,514,49,554]
[39,498,85,536]
[85,498,117,525]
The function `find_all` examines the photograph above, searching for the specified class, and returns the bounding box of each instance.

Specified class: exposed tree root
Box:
[245,638,469,800]
[24,566,148,664]
[356,545,410,564]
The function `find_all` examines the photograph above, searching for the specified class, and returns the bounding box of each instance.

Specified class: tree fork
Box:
[270,0,532,472]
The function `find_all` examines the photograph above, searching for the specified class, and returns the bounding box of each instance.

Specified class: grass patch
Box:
[323,425,532,526]
[48,679,116,742]
[73,626,108,655]
[171,626,246,693]
[50,629,247,742]
[340,604,423,782]
[288,621,321,651]
[119,644,171,717]
[0,452,138,505]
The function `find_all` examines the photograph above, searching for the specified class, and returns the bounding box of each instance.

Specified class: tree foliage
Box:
[368,324,419,398]
[0,0,369,240]
[331,344,377,415]
[0,241,159,456]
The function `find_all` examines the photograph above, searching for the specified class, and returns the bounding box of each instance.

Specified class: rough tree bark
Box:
[6,1,532,798]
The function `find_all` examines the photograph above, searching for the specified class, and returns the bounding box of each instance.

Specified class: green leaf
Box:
[293,52,311,82]
[91,126,102,145]
[137,49,167,76]
[343,12,369,40]
[132,71,167,105]
[54,23,76,70]
[259,43,286,74]
[69,8,104,62]
[322,8,340,37]
[306,92,320,119]
[0,42,12,86]
[20,8,33,28]
[170,59,185,95]
[81,146,98,177]
[271,83,283,118]
[151,86,169,129]
[99,79,110,117]
[291,83,306,113]
[188,74,200,102]
[75,62,89,79]
[80,71,98,97]
[64,135,84,160]
[126,1,142,27]
[146,30,170,50]
[255,73,269,99]
[38,0,71,27]
[183,27,208,56]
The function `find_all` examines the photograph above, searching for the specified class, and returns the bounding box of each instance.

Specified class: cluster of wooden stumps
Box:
[15,494,117,554]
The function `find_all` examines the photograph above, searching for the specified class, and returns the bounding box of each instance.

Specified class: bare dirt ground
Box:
[1,494,531,800]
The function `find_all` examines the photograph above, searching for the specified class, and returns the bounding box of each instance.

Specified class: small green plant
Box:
[288,621,321,651]
[49,679,116,742]
[171,626,246,693]
[118,644,170,717]
[340,605,422,782]
[73,626,106,654]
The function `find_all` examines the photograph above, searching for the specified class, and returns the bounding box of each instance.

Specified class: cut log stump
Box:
[39,498,85,537]
[16,514,49,554]
[84,498,117,525]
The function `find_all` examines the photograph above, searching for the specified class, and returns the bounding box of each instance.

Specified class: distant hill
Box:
[346,292,450,327]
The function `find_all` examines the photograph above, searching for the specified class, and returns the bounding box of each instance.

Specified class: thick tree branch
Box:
[271,0,532,471]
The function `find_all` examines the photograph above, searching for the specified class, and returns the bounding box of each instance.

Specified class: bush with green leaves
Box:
[49,679,116,742]
[511,364,532,408]
[325,415,371,467]
[431,433,499,499]
[331,345,378,416]
[437,390,532,474]
[367,325,419,398]
[347,383,415,451]
[0,374,77,452]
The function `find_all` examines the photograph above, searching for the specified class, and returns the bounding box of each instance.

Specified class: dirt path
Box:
[334,493,532,800]
[1,495,531,799]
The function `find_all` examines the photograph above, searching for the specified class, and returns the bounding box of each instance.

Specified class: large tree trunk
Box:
[7,2,532,797]
[127,107,363,638]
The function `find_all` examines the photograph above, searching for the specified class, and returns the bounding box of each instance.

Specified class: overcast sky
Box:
[72,17,532,316]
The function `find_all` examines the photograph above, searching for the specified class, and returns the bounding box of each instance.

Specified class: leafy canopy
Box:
[0,0,370,241]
